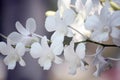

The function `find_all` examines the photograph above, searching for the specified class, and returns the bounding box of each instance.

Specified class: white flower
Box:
[0,42,26,69]
[85,3,111,42]
[75,0,93,15]
[64,40,86,74]
[57,0,71,17]
[7,18,39,46]
[93,46,111,77]
[45,9,75,54]
[110,11,120,46]
[30,36,62,70]
[45,10,75,39]
[70,13,91,42]
[70,0,93,42]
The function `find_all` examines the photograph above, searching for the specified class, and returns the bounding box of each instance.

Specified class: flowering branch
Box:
[0,0,120,78]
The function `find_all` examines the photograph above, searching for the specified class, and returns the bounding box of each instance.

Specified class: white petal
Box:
[16,21,30,35]
[30,42,42,58]
[69,65,77,75]
[7,32,23,45]
[51,31,64,42]
[63,0,71,8]
[7,45,15,55]
[75,0,85,12]
[80,61,86,70]
[111,27,120,46]
[66,28,73,37]
[26,18,36,33]
[85,0,93,14]
[91,30,109,42]
[85,15,101,30]
[110,11,120,27]
[93,60,108,77]
[112,38,120,46]
[55,12,68,33]
[19,57,26,66]
[58,0,71,9]
[50,41,63,55]
[76,43,86,59]
[15,42,25,56]
[4,56,16,69]
[43,60,52,70]
[45,16,56,32]
[111,27,120,39]
[0,42,8,55]
[54,56,63,64]
[38,58,51,70]
[64,41,77,62]
[93,64,99,77]
[63,9,76,25]
[41,36,50,50]
[100,4,111,24]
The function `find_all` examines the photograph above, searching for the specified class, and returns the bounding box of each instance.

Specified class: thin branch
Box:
[75,39,120,48]
[33,33,43,39]
[68,26,88,39]
[86,39,120,48]
[0,33,7,39]
[107,57,120,61]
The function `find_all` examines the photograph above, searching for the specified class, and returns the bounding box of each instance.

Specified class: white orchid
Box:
[0,42,26,69]
[57,0,71,17]
[110,11,120,46]
[7,18,39,46]
[30,36,62,70]
[45,9,75,39]
[0,0,120,78]
[93,46,113,77]
[85,1,120,43]
[85,2,112,42]
[93,46,107,77]
[70,0,94,42]
[64,40,86,74]
[45,4,76,54]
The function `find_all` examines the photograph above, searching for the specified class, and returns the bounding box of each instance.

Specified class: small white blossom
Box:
[85,2,111,42]
[30,36,62,70]
[93,46,111,77]
[0,42,26,69]
[64,40,86,74]
[45,9,75,54]
[7,18,39,46]
[57,0,71,17]
[70,0,93,42]
[110,11,120,46]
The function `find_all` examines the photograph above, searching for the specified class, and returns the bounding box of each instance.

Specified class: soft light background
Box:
[0,0,120,80]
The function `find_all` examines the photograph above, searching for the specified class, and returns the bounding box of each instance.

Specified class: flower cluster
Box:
[0,0,120,77]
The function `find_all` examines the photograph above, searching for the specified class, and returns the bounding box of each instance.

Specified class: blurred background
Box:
[0,0,120,80]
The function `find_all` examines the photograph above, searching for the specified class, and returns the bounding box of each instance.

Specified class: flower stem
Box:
[76,39,120,48]
[68,26,88,39]
[67,26,119,48]
[0,33,7,39]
